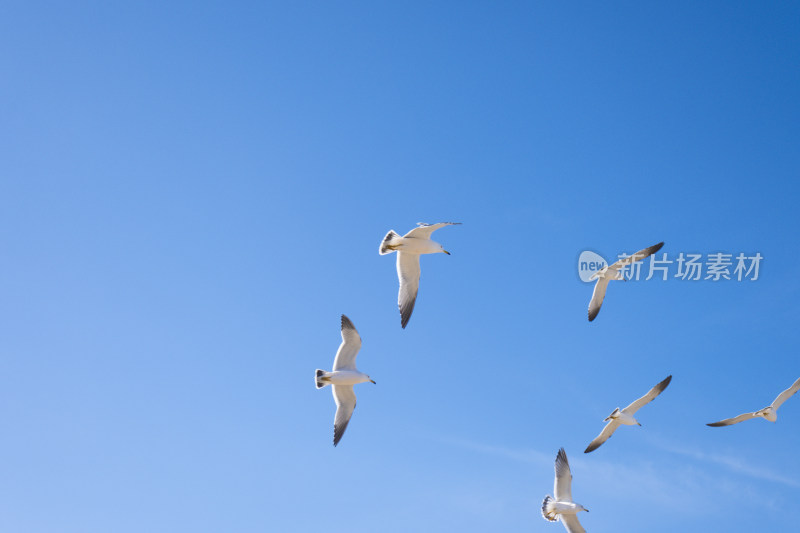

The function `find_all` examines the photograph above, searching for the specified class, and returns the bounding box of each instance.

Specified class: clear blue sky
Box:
[1,2,799,532]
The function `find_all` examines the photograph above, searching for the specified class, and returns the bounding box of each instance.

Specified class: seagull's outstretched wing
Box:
[397,252,421,328]
[403,222,461,239]
[587,277,610,322]
[771,377,800,410]
[560,514,586,533]
[553,448,573,502]
[707,411,757,427]
[609,242,664,270]
[332,385,356,446]
[623,375,673,415]
[332,315,362,371]
[584,419,622,453]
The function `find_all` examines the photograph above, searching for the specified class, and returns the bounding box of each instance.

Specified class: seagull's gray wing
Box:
[771,377,800,410]
[397,252,421,328]
[553,448,573,502]
[623,375,673,415]
[588,277,610,321]
[609,242,664,270]
[403,222,461,239]
[332,385,356,446]
[560,514,586,533]
[707,411,757,427]
[332,314,362,371]
[584,419,622,453]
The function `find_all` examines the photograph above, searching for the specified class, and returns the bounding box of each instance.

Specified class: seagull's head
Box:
[589,266,608,281]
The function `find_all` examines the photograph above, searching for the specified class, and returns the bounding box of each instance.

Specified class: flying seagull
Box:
[707,376,800,427]
[587,241,664,321]
[541,448,588,533]
[315,315,376,446]
[379,222,460,328]
[584,375,672,453]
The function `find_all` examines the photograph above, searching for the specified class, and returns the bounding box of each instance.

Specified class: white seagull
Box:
[379,222,460,328]
[542,448,588,533]
[315,315,375,446]
[584,375,672,453]
[587,241,664,321]
[707,376,800,427]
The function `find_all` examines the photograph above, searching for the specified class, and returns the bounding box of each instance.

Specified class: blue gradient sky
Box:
[1,2,799,532]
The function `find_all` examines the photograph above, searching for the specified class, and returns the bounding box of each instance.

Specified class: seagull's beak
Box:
[443,250,450,255]
[370,379,376,384]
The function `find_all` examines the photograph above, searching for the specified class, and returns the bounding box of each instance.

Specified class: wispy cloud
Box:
[435,435,704,510]
[433,433,799,517]
[434,436,553,466]
[651,440,800,489]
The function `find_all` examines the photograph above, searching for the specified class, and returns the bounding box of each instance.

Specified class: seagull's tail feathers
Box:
[315,369,330,389]
[379,230,401,255]
[541,495,557,522]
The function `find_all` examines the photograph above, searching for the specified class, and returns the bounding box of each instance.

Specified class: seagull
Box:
[584,375,672,453]
[541,448,588,533]
[707,376,800,427]
[379,222,460,328]
[315,315,375,446]
[587,241,664,321]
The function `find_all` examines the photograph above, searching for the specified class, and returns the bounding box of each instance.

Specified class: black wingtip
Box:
[399,305,413,328]
[557,447,568,462]
[341,314,356,331]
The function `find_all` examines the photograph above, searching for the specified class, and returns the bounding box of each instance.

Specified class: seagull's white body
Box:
[541,448,588,533]
[587,241,664,321]
[321,370,373,386]
[315,315,375,446]
[551,501,584,515]
[754,406,778,422]
[584,375,672,453]
[612,410,641,426]
[389,236,445,255]
[707,376,800,427]
[379,222,461,328]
